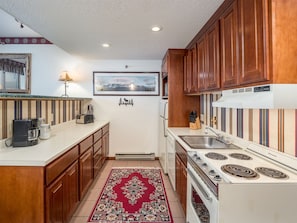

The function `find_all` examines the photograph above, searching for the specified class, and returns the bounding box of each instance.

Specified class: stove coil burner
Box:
[221,164,259,179]
[255,167,288,179]
[229,153,252,160]
[205,152,228,160]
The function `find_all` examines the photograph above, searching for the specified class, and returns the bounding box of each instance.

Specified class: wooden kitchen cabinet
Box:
[220,0,238,88]
[187,0,297,91]
[102,124,109,161]
[221,0,270,88]
[199,21,221,92]
[237,0,270,85]
[46,161,79,223]
[79,148,93,199]
[0,123,109,223]
[190,21,220,93]
[197,37,206,92]
[93,128,103,177]
[175,141,187,215]
[162,49,199,127]
[46,173,64,223]
[184,46,198,94]
[65,161,79,222]
[205,21,221,90]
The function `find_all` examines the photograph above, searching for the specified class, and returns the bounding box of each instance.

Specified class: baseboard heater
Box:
[115,153,155,160]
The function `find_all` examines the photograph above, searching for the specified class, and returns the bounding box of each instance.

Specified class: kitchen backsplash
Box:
[0,99,83,139]
[200,94,297,157]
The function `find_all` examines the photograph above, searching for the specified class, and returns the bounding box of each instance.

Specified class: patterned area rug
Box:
[88,168,173,223]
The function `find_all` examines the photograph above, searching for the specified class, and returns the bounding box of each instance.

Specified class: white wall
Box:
[1,44,162,156]
[79,60,161,156]
[1,44,83,96]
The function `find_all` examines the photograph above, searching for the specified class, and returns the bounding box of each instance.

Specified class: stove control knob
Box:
[202,163,207,168]
[214,175,221,181]
[196,156,201,161]
[209,170,216,176]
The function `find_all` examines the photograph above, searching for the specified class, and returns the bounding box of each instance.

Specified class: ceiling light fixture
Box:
[102,43,110,48]
[152,26,162,32]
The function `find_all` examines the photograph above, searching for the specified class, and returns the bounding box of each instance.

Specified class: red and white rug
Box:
[88,168,174,223]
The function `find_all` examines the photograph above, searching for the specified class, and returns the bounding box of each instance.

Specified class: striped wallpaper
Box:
[0,99,83,139]
[200,94,297,157]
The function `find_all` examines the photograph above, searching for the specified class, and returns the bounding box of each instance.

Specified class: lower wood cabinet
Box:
[79,148,93,199]
[102,124,109,162]
[46,161,79,223]
[175,141,187,215]
[0,123,110,223]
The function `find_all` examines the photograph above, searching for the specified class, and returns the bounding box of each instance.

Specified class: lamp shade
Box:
[59,71,73,82]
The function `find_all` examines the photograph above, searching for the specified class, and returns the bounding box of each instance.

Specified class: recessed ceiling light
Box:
[152,26,162,32]
[102,43,110,48]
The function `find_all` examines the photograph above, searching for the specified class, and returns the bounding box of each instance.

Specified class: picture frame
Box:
[93,71,160,96]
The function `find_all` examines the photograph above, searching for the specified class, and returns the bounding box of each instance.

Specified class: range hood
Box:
[212,84,297,109]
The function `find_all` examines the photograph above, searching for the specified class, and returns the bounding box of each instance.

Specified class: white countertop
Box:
[0,120,109,166]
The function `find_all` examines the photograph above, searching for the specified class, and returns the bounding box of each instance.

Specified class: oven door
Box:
[187,164,218,223]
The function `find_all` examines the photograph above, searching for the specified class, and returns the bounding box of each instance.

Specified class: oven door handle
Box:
[188,167,212,202]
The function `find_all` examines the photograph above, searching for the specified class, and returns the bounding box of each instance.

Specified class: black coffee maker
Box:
[12,119,39,147]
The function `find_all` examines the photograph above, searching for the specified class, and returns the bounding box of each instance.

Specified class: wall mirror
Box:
[0,53,31,93]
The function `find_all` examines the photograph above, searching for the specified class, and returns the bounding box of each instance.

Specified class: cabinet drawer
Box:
[80,135,93,154]
[93,139,102,154]
[102,124,109,135]
[46,145,79,185]
[93,129,102,143]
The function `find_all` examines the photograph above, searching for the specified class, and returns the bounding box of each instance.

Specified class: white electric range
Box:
[186,143,297,223]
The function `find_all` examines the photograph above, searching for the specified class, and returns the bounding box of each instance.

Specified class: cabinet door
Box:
[220,0,238,88]
[184,47,198,94]
[191,46,198,92]
[46,174,65,223]
[183,50,192,94]
[65,161,79,222]
[205,21,220,90]
[238,0,269,84]
[197,38,206,91]
[79,148,93,199]
[102,132,109,161]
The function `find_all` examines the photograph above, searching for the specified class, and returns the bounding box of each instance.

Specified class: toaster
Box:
[76,114,94,124]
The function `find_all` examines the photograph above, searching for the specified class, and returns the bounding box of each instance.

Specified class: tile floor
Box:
[70,160,186,223]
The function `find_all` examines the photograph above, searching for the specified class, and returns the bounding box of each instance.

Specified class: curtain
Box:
[0,59,25,75]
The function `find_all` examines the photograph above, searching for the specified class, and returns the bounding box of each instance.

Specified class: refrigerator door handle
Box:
[163,104,166,118]
[163,119,168,137]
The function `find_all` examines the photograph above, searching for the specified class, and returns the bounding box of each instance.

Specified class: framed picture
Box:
[93,72,160,96]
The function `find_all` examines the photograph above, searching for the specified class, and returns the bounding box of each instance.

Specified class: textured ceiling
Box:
[0,0,224,60]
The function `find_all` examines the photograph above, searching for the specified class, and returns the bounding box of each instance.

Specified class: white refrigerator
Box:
[159,99,168,174]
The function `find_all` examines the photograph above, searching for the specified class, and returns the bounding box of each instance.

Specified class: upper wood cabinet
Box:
[186,0,297,92]
[220,0,238,88]
[184,47,198,94]
[197,37,206,92]
[188,21,220,93]
[162,49,199,127]
[237,0,270,85]
[205,21,221,90]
